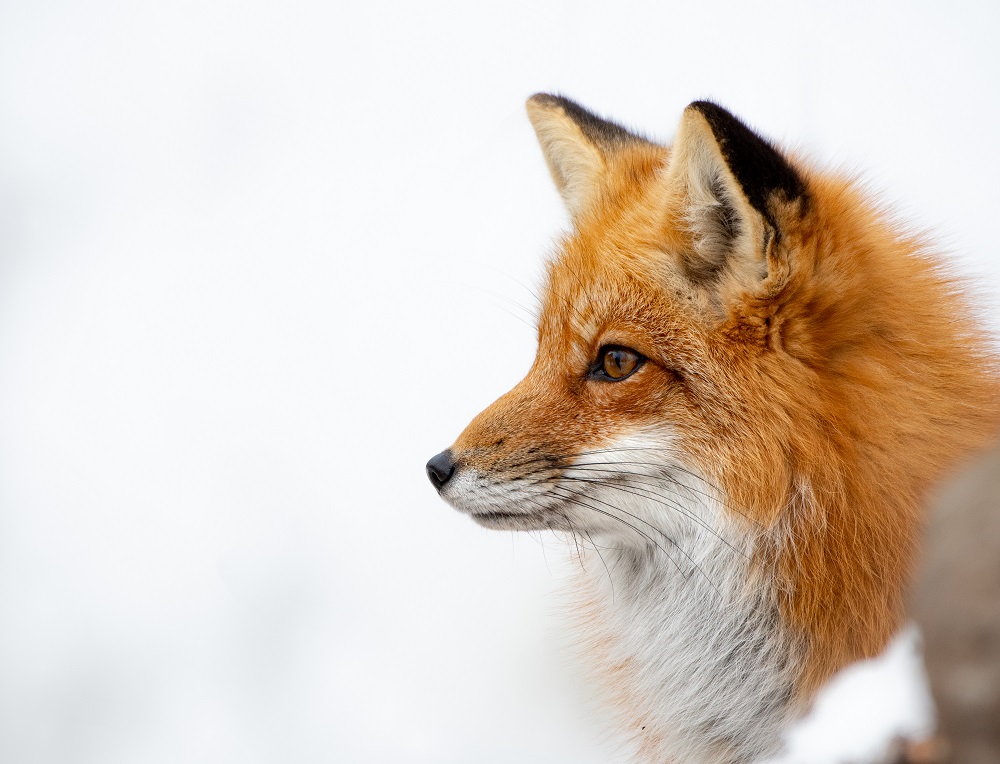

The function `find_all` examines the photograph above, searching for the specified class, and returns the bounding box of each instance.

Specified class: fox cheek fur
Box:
[426,94,1000,764]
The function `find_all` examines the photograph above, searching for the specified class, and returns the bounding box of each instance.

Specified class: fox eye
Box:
[592,345,644,381]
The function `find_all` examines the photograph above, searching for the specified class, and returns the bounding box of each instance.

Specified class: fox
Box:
[426,94,1000,764]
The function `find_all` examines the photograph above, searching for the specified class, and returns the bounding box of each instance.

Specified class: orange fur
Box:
[434,96,1000,759]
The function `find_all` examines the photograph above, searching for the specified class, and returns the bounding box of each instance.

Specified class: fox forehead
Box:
[537,188,706,372]
[538,255,690,371]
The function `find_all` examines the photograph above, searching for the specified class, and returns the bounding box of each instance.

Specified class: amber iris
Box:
[600,346,642,380]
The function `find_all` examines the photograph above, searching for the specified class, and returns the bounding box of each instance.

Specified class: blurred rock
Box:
[908,444,1000,764]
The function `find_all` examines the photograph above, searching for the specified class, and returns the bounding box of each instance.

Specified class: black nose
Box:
[426,449,456,490]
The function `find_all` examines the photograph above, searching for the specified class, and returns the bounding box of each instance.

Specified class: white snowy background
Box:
[0,1,997,762]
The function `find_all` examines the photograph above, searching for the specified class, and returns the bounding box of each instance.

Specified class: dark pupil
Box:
[607,350,629,376]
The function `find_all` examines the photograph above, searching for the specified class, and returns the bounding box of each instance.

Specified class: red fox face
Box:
[428,258,713,538]
[426,95,998,729]
[427,96,808,541]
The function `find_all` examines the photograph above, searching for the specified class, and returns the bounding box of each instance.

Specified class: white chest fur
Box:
[572,518,803,764]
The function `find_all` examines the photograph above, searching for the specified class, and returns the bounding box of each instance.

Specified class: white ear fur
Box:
[526,96,607,221]
[665,108,768,284]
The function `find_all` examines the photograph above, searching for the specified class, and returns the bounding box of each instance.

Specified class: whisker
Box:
[554,484,722,596]
[557,461,760,528]
[498,450,734,592]
[510,458,760,536]
[547,485,688,581]
[501,447,760,527]
[585,528,615,603]
[511,475,739,563]
[565,515,585,570]
[557,475,749,559]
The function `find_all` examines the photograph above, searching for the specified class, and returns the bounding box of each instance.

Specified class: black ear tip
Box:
[687,100,757,142]
[527,93,589,120]
[528,93,650,150]
[687,100,734,121]
[684,100,807,219]
[528,92,562,109]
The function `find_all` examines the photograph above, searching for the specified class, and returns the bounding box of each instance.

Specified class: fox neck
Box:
[572,515,804,764]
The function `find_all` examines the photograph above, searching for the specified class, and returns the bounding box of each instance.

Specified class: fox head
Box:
[427,95,811,538]
[426,95,997,696]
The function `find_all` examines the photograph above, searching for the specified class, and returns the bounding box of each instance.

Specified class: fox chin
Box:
[426,94,1000,764]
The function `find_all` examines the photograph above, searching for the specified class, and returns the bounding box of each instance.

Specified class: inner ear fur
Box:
[665,101,807,293]
[526,93,652,221]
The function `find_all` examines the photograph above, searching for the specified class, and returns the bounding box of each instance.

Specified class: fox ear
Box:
[526,93,650,221]
[666,101,806,287]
